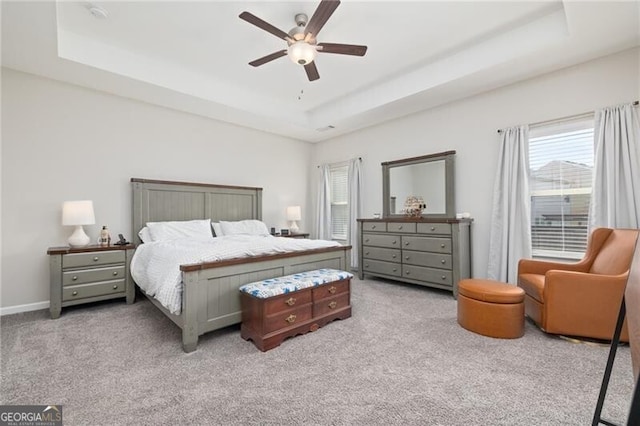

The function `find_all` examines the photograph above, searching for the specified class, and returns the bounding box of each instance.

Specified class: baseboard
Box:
[0,301,49,316]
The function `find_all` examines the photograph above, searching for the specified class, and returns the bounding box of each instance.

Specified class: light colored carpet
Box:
[1,278,635,425]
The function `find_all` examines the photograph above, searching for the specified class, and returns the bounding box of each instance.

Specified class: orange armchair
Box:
[518,228,639,342]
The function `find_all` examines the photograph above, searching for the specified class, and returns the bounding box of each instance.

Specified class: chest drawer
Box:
[362,233,400,248]
[362,246,400,263]
[362,259,401,277]
[63,279,126,301]
[313,292,350,317]
[402,236,451,253]
[387,222,416,233]
[63,265,125,286]
[403,250,452,270]
[264,305,312,334]
[312,279,350,300]
[416,223,452,235]
[63,250,125,268]
[403,265,452,286]
[362,222,386,232]
[263,289,312,316]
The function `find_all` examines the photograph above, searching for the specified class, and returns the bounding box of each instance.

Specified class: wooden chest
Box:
[240,277,352,352]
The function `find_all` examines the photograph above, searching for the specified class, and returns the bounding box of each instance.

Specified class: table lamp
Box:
[62,200,95,247]
[286,205,301,233]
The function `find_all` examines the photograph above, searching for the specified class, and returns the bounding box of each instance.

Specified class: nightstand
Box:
[282,233,310,239]
[47,244,135,319]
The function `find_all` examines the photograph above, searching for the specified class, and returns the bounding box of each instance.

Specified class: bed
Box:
[131,178,351,352]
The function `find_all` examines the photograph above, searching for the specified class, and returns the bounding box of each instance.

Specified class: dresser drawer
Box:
[62,265,125,286]
[362,233,400,248]
[362,222,386,232]
[402,236,451,253]
[362,259,401,277]
[362,246,401,263]
[263,289,313,316]
[313,293,350,317]
[387,222,416,233]
[402,250,452,269]
[264,305,312,334]
[312,279,350,300]
[403,265,452,286]
[62,251,125,268]
[63,279,126,301]
[416,223,452,235]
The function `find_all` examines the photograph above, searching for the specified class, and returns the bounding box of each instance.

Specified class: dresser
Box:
[358,218,472,297]
[47,244,135,318]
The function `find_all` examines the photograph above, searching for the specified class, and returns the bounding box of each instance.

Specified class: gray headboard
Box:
[131,178,263,245]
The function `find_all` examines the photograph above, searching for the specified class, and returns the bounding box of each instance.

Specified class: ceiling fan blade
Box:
[304,62,320,81]
[249,50,287,67]
[304,0,340,39]
[239,11,291,41]
[318,43,367,56]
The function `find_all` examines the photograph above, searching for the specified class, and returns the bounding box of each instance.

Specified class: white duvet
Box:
[130,235,342,314]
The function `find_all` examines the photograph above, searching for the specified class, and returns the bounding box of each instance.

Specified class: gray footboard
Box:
[180,246,351,352]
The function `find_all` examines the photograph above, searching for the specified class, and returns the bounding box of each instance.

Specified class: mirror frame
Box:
[382,150,456,219]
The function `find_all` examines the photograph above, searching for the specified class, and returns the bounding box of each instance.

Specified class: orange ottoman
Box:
[457,279,525,339]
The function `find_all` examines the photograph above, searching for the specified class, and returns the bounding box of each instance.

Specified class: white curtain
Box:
[487,125,532,284]
[348,158,363,269]
[315,164,332,240]
[589,103,640,228]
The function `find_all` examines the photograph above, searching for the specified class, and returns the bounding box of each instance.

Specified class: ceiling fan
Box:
[239,0,367,82]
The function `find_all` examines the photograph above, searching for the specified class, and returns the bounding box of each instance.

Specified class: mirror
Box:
[382,150,455,218]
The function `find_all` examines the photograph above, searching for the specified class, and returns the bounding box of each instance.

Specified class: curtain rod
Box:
[497,100,639,133]
[317,157,362,168]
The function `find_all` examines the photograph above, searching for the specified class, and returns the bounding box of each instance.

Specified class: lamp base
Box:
[68,225,90,247]
[289,221,299,233]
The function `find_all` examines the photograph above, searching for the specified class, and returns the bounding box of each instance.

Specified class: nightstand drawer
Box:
[63,279,126,301]
[63,265,126,286]
[63,250,125,268]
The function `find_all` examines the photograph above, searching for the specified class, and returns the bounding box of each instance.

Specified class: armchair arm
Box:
[543,270,628,340]
[518,258,589,276]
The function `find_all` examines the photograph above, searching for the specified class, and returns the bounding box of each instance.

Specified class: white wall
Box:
[310,47,640,279]
[1,68,311,311]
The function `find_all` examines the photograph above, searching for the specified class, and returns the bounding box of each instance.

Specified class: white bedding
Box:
[130,235,342,314]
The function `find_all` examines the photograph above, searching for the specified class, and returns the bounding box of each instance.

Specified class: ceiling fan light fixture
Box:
[288,41,317,65]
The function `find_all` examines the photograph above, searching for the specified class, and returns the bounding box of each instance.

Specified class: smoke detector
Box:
[86,4,109,19]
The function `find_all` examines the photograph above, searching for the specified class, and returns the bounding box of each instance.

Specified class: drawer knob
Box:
[392,254,397,259]
[441,275,446,280]
[392,240,397,245]
[398,225,403,230]
[112,271,118,276]
[441,259,446,264]
[365,263,369,268]
[405,256,410,260]
[392,268,397,272]
[431,226,436,231]
[72,291,78,296]
[285,297,296,306]
[328,286,337,294]
[113,285,119,290]
[440,244,446,248]
[285,314,297,324]
[405,241,410,246]
[406,270,410,275]
[328,301,337,309]
[365,251,370,255]
[93,256,99,262]
[72,276,78,281]
[365,239,370,243]
[372,225,376,229]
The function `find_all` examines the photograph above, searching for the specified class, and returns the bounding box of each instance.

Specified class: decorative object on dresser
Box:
[286,205,301,233]
[47,244,135,319]
[62,200,95,247]
[239,269,353,351]
[282,232,309,239]
[362,150,472,297]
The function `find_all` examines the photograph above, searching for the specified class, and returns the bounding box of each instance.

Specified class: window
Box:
[529,118,594,259]
[329,165,348,241]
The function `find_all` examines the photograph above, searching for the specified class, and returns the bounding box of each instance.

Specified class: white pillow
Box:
[219,220,270,236]
[146,219,213,242]
[211,222,223,237]
[138,226,153,243]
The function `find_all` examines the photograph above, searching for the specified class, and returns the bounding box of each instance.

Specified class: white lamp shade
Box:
[287,41,317,65]
[286,206,302,221]
[62,200,95,226]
